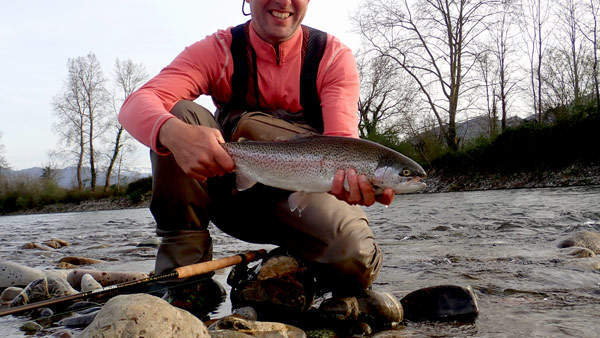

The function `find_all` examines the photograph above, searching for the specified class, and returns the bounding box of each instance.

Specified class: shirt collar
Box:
[249,21,303,64]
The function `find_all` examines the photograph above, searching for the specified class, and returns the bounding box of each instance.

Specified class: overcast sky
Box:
[0,0,361,171]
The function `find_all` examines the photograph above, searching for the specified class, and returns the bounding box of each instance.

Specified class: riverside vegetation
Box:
[1,102,599,215]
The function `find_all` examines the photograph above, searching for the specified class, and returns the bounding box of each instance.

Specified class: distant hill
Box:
[3,166,150,189]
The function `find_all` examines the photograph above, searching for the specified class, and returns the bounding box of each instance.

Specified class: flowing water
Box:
[1,186,600,337]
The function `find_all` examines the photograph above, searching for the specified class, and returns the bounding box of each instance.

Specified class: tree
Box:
[53,60,87,191]
[0,132,8,172]
[519,0,552,123]
[356,0,496,151]
[580,0,600,114]
[356,53,417,140]
[490,2,520,131]
[54,53,109,191]
[104,59,147,192]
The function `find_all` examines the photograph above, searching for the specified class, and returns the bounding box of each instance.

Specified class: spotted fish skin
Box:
[222,135,426,195]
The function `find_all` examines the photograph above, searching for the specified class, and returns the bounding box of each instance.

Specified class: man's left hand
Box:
[329,169,394,207]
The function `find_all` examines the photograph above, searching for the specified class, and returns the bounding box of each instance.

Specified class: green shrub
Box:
[126,177,152,203]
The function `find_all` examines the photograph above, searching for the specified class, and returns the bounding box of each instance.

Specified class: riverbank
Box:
[424,162,600,193]
[8,195,150,215]
[4,163,598,216]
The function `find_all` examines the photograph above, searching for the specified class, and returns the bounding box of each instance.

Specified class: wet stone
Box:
[568,247,596,258]
[43,238,69,249]
[66,301,102,312]
[80,273,103,292]
[56,262,77,269]
[20,320,43,332]
[59,256,104,266]
[58,310,100,328]
[208,316,306,337]
[558,231,600,254]
[400,285,479,322]
[136,237,160,248]
[10,276,78,307]
[0,261,45,287]
[21,242,51,251]
[31,307,54,319]
[0,286,23,302]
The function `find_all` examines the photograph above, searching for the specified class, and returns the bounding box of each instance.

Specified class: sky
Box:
[0,0,361,171]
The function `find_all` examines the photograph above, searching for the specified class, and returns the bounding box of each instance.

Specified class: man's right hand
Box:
[158,118,235,181]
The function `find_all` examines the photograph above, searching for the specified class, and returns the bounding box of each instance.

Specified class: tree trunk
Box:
[104,126,124,191]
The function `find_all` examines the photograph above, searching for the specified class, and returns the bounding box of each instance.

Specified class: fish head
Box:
[372,154,427,194]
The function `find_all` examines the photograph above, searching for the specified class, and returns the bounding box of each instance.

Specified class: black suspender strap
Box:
[223,22,328,136]
[300,26,328,133]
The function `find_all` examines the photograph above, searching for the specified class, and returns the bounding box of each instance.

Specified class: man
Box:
[120,0,395,316]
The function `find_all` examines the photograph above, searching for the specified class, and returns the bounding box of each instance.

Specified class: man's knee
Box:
[323,228,382,291]
[170,100,220,129]
[231,111,317,142]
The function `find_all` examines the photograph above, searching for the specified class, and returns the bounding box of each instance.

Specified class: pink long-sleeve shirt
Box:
[119,21,360,155]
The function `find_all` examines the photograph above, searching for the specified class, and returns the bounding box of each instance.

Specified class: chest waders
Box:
[215,21,328,141]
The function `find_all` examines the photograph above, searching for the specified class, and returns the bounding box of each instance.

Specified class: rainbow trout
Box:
[223,135,426,212]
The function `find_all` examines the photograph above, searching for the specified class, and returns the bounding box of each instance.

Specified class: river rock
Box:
[400,285,478,322]
[566,247,596,258]
[56,262,77,269]
[20,320,43,332]
[558,231,600,253]
[0,261,45,287]
[58,310,100,328]
[43,238,69,249]
[67,269,148,289]
[21,242,51,250]
[208,316,306,337]
[0,286,23,302]
[136,236,161,248]
[80,273,102,292]
[44,269,71,280]
[59,256,104,266]
[78,293,210,338]
[10,276,78,307]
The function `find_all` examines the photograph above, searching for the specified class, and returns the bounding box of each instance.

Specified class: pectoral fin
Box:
[235,171,258,191]
[288,192,313,216]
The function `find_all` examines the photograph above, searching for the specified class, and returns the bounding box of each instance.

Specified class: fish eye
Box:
[401,169,411,176]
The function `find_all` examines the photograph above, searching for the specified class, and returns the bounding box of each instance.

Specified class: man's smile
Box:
[270,10,292,20]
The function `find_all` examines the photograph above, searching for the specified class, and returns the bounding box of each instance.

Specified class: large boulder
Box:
[67,269,148,289]
[79,294,209,338]
[0,261,45,288]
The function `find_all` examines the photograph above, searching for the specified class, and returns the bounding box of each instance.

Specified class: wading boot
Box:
[228,249,316,318]
[162,277,226,320]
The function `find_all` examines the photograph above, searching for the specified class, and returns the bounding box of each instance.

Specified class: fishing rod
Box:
[0,249,266,317]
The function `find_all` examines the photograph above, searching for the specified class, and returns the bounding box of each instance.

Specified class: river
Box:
[1,186,599,337]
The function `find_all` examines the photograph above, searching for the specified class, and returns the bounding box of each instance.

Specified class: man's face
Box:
[246,0,310,44]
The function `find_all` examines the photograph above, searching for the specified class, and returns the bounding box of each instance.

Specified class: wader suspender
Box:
[216,21,328,140]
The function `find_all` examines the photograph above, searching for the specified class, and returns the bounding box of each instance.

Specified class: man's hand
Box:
[329,168,394,206]
[158,118,235,181]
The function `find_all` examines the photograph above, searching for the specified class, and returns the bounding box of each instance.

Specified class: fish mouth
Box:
[395,177,426,194]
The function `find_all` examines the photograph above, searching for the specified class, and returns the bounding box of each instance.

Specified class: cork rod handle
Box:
[175,249,266,279]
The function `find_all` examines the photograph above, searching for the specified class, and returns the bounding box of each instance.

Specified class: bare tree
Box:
[104,59,147,192]
[356,0,496,151]
[559,0,585,102]
[53,60,87,191]
[54,53,108,191]
[356,52,417,140]
[581,0,600,114]
[475,51,499,136]
[490,2,520,131]
[0,132,8,171]
[78,53,109,191]
[519,0,552,123]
